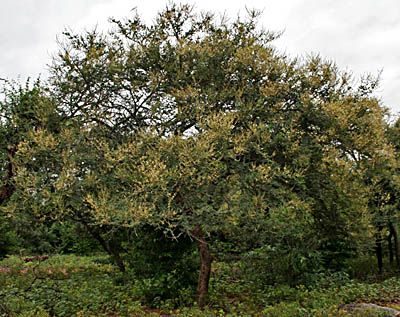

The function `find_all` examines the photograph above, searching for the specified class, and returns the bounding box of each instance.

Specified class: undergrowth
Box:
[0,254,399,316]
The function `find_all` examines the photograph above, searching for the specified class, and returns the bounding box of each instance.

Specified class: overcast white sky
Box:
[1,0,399,115]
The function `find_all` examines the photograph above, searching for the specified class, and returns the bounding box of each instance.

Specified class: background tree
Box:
[377,118,400,270]
[0,81,63,256]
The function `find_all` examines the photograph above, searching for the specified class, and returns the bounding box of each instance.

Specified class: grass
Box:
[0,254,400,316]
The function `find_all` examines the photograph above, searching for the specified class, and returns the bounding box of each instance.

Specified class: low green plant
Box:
[1,254,400,316]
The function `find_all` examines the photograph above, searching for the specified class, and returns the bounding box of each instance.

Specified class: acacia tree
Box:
[0,80,61,247]
[0,81,54,204]
[79,112,314,307]
[9,3,392,307]
[388,119,400,267]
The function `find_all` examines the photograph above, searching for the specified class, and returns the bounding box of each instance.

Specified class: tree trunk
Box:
[375,226,383,274]
[0,183,14,205]
[87,226,126,272]
[108,239,126,273]
[389,223,400,269]
[388,229,394,265]
[193,225,212,309]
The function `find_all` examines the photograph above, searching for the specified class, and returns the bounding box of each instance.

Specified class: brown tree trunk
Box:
[0,184,13,205]
[193,225,212,309]
[375,226,383,274]
[108,239,126,273]
[86,226,126,272]
[388,229,394,265]
[389,223,400,269]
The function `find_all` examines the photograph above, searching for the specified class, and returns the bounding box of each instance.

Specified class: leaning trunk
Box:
[0,183,14,205]
[388,229,394,265]
[193,225,212,309]
[86,226,126,272]
[375,226,383,274]
[389,223,400,269]
[108,240,126,273]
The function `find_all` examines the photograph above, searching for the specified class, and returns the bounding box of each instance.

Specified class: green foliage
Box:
[0,255,142,316]
[0,2,398,312]
[125,227,198,306]
[48,222,101,255]
[0,214,18,258]
[344,255,380,280]
[240,200,322,285]
[1,254,400,316]
[39,4,389,282]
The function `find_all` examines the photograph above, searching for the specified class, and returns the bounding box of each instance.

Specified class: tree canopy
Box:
[0,4,398,308]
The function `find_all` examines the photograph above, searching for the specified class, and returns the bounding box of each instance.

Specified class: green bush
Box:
[0,255,142,316]
[0,215,19,258]
[124,227,198,306]
[344,255,380,280]
[1,254,400,316]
